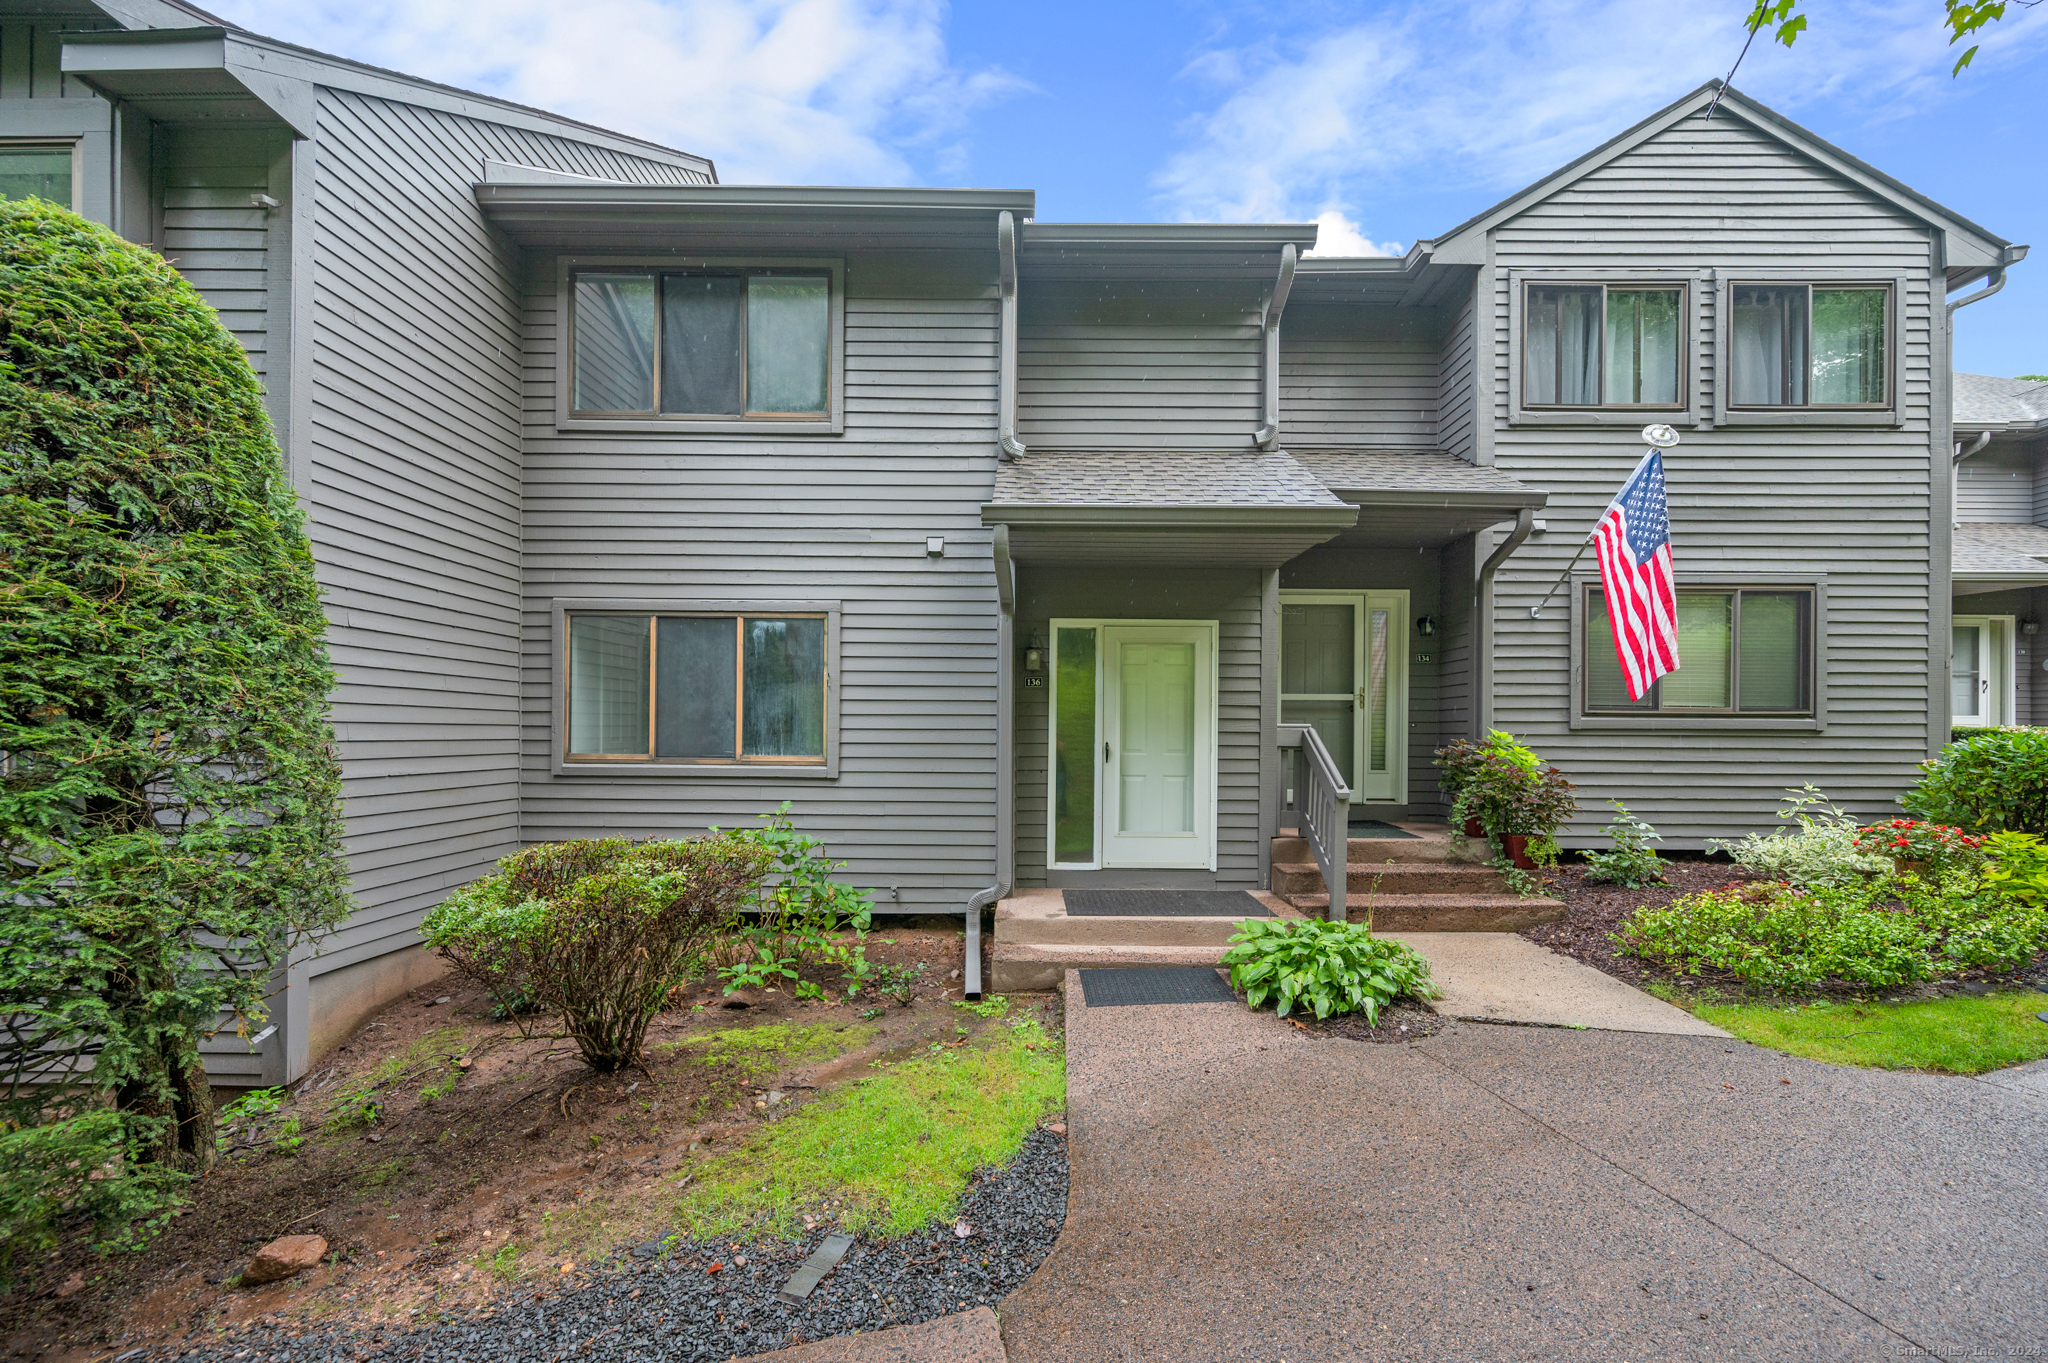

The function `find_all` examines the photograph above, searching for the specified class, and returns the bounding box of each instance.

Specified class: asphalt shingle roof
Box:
[1290,449,1542,499]
[989,451,1348,508]
[1953,523,2048,578]
[1953,373,2048,430]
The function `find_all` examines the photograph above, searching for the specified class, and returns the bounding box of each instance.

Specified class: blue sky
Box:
[212,0,2046,374]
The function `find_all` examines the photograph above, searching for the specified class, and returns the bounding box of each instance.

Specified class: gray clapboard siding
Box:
[1485,111,1941,845]
[1436,282,1479,462]
[2035,450,2048,526]
[1011,566,1264,889]
[1018,281,1262,450]
[158,126,283,378]
[0,16,100,99]
[1957,452,2034,522]
[517,261,1001,908]
[303,86,703,977]
[1279,307,1439,449]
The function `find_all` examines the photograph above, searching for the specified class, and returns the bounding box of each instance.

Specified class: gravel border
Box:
[136,1129,1068,1363]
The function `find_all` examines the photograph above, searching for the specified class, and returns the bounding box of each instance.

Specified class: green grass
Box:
[1695,991,2048,1074]
[660,1021,876,1078]
[667,1017,1064,1239]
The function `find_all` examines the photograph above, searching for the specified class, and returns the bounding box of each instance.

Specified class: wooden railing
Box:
[1277,723,1351,922]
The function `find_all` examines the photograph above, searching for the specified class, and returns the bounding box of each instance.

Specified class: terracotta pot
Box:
[1463,817,1485,839]
[1892,856,1932,878]
[1502,834,1537,870]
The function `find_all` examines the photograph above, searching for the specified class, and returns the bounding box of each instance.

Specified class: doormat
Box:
[1078,967,1239,1007]
[1346,819,1419,838]
[1063,889,1271,918]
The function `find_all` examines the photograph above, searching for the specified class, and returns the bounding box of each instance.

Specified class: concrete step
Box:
[1285,892,1566,933]
[1270,860,1508,897]
[1271,827,1484,866]
[990,943,1237,993]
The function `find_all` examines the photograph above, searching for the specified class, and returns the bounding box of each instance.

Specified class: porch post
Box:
[1258,566,1280,892]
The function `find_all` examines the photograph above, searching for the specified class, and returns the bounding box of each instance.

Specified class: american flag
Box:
[1592,449,1677,701]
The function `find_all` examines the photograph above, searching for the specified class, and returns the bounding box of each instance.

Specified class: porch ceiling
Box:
[982,450,1359,566]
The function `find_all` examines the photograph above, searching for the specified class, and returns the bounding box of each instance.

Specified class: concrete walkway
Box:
[997,975,2048,1362]
[1390,932,1732,1036]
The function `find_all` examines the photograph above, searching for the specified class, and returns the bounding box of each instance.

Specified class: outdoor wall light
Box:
[1022,638,1045,672]
[1415,616,1437,636]
[2023,618,2041,636]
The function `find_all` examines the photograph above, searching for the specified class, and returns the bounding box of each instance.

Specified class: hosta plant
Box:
[1220,918,1441,1022]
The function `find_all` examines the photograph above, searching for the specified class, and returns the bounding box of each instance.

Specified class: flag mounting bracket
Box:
[1528,425,1680,620]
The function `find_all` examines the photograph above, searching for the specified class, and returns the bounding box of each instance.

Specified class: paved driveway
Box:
[999,978,2048,1362]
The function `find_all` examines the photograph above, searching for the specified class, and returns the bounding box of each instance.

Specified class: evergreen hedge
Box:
[0,199,349,1273]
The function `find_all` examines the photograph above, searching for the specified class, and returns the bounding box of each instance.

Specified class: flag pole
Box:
[1528,424,1681,620]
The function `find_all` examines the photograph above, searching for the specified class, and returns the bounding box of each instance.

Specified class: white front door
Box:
[1100,623,1216,869]
[1281,590,1408,804]
[1952,615,2013,727]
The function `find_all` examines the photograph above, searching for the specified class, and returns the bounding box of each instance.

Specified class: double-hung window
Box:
[1729,283,1888,408]
[564,611,829,765]
[1584,586,1815,717]
[570,268,834,420]
[0,142,76,210]
[1523,283,1684,408]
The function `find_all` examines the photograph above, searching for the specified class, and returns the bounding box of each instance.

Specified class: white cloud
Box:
[1303,209,1399,258]
[1153,0,2048,231]
[206,0,1027,184]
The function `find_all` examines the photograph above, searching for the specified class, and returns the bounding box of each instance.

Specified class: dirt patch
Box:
[0,920,1040,1363]
[1294,1001,1447,1044]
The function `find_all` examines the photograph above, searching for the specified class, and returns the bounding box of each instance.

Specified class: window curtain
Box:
[1738,593,1808,711]
[1732,286,1809,406]
[568,615,650,755]
[1662,594,1733,709]
[1605,289,1680,405]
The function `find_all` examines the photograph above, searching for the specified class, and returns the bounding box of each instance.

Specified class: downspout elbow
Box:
[1254,243,1297,451]
[1474,508,1536,737]
[997,211,1025,462]
[1479,507,1537,586]
[1947,245,2028,316]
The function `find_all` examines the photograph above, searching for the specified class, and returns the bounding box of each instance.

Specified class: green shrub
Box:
[0,198,349,1265]
[714,804,877,999]
[1582,802,1666,887]
[1709,786,1889,888]
[1615,869,2048,991]
[1981,831,2048,910]
[1220,919,1441,1021]
[423,834,771,1072]
[1903,727,2048,834]
[0,1110,188,1285]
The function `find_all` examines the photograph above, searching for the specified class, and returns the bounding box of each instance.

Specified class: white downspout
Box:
[963,523,1016,998]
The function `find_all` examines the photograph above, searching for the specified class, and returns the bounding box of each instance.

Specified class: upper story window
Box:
[1730,284,1888,408]
[0,142,75,210]
[1585,586,1814,717]
[571,269,831,419]
[1523,283,1683,408]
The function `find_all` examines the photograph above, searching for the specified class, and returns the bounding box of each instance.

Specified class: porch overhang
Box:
[983,450,1358,566]
[1953,523,2048,596]
[1291,450,1548,545]
[61,28,314,137]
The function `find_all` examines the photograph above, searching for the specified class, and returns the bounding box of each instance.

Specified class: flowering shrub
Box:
[1710,786,1889,889]
[1852,819,1984,872]
[1616,870,2048,990]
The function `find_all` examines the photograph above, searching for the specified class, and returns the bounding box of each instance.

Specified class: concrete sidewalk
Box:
[1391,932,1732,1036]
[998,974,2048,1362]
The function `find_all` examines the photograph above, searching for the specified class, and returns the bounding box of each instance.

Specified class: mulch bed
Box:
[1519,859,1754,989]
[1296,1001,1448,1044]
[126,1129,1069,1363]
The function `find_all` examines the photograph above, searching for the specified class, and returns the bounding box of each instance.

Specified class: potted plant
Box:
[1437,732,1576,868]
[1851,819,1984,878]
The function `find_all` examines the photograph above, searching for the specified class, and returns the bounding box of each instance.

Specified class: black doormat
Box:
[1078,967,1239,1007]
[1346,818,1419,838]
[1063,889,1271,918]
